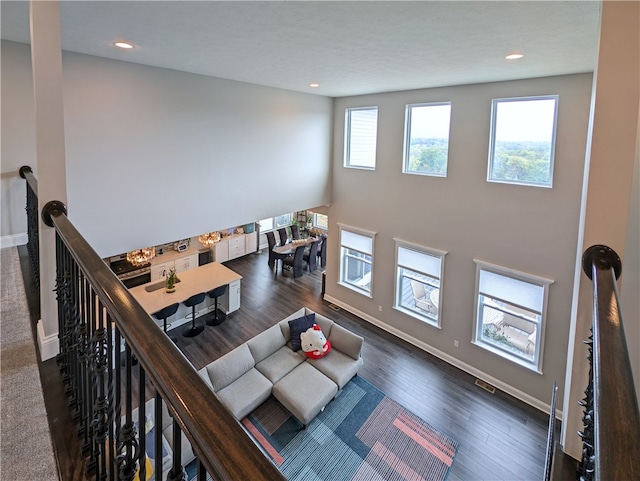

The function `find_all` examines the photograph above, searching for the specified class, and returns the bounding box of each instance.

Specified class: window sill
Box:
[339,281,372,298]
[393,306,440,328]
[471,340,542,374]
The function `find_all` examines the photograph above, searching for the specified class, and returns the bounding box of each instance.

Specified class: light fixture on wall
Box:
[114,41,135,50]
[505,52,524,60]
[199,231,221,247]
[126,247,155,266]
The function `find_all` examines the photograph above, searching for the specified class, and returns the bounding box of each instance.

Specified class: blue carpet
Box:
[241,376,458,481]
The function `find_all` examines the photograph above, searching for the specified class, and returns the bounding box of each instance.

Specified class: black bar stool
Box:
[182,292,206,337]
[151,302,179,343]
[206,285,228,326]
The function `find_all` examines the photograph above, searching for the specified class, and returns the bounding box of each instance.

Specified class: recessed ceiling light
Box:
[114,41,134,50]
[505,53,524,60]
[309,82,320,88]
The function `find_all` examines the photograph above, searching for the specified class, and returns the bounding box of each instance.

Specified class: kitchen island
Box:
[129,262,242,330]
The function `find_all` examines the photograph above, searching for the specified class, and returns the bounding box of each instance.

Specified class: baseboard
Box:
[37,320,59,361]
[1,233,27,249]
[323,294,563,421]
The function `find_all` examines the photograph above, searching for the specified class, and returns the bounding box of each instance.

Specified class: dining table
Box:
[272,236,319,255]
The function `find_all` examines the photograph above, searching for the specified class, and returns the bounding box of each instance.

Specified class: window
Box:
[488,96,558,187]
[473,261,553,372]
[394,241,446,327]
[312,213,328,230]
[403,102,451,176]
[258,213,292,232]
[344,107,378,169]
[339,226,375,296]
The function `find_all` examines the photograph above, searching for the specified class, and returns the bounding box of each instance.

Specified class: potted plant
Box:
[165,268,178,293]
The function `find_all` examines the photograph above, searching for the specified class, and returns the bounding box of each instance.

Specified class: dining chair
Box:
[316,235,327,268]
[278,227,289,246]
[266,231,289,272]
[303,239,321,272]
[290,224,300,240]
[282,245,305,278]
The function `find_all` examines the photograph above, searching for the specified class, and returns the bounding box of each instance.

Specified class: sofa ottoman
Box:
[272,362,338,427]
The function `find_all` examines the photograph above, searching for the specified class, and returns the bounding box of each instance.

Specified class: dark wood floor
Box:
[20,245,579,480]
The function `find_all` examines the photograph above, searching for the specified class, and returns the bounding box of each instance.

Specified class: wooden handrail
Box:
[43,203,286,481]
[582,245,640,481]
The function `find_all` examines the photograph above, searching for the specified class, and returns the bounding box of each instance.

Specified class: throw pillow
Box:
[300,324,332,359]
[288,313,316,351]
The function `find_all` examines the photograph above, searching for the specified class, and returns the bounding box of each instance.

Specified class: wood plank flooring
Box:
[20,245,579,480]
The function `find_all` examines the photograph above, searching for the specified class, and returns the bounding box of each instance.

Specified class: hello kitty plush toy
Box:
[300,324,331,359]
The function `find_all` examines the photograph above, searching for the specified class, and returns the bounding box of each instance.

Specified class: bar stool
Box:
[182,292,206,337]
[206,285,228,326]
[151,302,179,343]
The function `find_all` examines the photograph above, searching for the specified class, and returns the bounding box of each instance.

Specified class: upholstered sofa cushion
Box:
[205,343,255,392]
[306,349,364,389]
[255,346,305,383]
[247,325,287,362]
[272,362,338,426]
[327,323,363,360]
[215,368,272,420]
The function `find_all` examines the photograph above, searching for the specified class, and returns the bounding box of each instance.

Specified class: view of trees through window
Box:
[405,103,451,176]
[489,97,558,186]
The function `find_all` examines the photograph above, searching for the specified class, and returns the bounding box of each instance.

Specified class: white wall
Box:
[327,74,593,409]
[1,40,333,258]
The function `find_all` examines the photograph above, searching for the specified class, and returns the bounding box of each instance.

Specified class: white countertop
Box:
[130,262,241,314]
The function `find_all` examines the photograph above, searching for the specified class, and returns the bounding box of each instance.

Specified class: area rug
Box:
[241,376,458,481]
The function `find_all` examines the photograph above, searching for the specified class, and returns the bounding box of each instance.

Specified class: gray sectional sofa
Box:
[198,307,364,426]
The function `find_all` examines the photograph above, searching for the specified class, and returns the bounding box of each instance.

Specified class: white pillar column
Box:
[30,0,67,360]
[561,0,640,459]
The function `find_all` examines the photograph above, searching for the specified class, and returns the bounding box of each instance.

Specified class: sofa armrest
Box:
[328,323,363,361]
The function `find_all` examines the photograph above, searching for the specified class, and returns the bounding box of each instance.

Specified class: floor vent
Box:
[328,303,341,311]
[475,379,496,394]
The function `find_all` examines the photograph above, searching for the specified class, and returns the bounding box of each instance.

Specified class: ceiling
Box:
[1,1,601,98]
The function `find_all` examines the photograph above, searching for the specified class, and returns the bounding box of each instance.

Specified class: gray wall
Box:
[326,74,593,410]
[1,40,332,257]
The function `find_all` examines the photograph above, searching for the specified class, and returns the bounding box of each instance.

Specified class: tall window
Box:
[312,213,328,230]
[488,96,558,187]
[258,213,292,232]
[339,226,375,296]
[394,241,446,327]
[344,107,378,169]
[473,261,553,372]
[403,102,451,177]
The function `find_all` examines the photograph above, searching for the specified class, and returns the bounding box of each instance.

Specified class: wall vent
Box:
[475,379,496,394]
[328,303,341,311]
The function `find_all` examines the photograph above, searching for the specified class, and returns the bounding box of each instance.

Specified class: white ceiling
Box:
[1,1,601,97]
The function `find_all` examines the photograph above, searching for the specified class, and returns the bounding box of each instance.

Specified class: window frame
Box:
[393,239,447,328]
[472,260,553,373]
[338,224,376,297]
[402,102,452,177]
[258,213,293,232]
[312,213,328,231]
[344,106,378,170]
[487,95,559,188]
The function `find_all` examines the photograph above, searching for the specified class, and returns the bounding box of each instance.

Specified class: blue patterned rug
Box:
[241,376,458,481]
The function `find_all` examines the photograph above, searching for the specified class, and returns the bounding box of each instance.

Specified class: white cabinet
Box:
[151,262,173,281]
[219,279,241,314]
[175,254,197,273]
[245,231,257,254]
[213,241,229,263]
[228,236,244,260]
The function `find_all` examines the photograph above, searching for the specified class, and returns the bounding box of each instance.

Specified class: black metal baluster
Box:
[167,418,186,481]
[92,299,110,481]
[197,459,207,481]
[154,391,163,481]
[117,344,139,481]
[138,367,147,481]
[112,327,122,481]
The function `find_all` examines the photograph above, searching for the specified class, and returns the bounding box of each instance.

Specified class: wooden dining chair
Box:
[282,245,305,278]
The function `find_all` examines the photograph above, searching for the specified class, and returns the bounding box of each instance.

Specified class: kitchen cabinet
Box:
[175,254,197,273]
[212,231,257,263]
[219,278,241,314]
[150,251,199,281]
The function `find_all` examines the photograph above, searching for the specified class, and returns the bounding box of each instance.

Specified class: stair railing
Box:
[19,165,40,289]
[38,195,285,481]
[579,245,640,481]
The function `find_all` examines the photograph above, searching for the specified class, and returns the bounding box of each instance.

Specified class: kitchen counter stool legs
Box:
[206,285,228,326]
[182,292,206,338]
[152,302,180,343]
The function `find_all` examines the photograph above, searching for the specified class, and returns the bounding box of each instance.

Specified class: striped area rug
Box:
[242,376,458,481]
